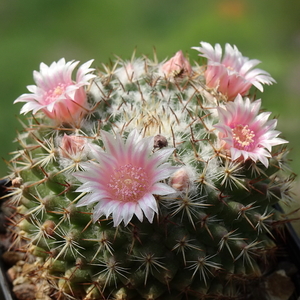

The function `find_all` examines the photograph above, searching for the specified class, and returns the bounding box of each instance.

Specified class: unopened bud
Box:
[42,220,56,237]
[12,177,23,188]
[161,50,192,78]
[170,167,190,191]
[154,134,168,149]
[60,134,86,158]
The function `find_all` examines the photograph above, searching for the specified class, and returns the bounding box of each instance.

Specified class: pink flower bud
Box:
[161,50,192,78]
[60,134,86,158]
[170,167,191,191]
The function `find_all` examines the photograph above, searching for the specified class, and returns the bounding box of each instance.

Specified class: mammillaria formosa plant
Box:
[1,41,296,300]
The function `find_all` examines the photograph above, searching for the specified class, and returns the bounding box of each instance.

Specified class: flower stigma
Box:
[108,163,150,203]
[45,84,66,105]
[232,124,255,151]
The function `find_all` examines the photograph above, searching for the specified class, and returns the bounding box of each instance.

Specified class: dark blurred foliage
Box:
[1,0,300,177]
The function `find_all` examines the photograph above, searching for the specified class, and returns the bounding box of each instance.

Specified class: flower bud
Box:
[169,167,191,191]
[154,134,168,149]
[42,220,56,237]
[60,134,86,158]
[12,177,23,188]
[161,50,192,78]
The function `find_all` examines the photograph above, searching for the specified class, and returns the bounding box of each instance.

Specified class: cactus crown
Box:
[2,42,295,300]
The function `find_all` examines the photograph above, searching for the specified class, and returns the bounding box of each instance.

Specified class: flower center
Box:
[54,86,64,96]
[232,124,255,150]
[108,163,150,203]
[44,83,67,105]
[226,65,235,72]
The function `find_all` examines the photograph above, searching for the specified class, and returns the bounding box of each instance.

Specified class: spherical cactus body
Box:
[2,43,295,300]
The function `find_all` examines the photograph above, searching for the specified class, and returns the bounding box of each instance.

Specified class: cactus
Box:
[2,42,296,300]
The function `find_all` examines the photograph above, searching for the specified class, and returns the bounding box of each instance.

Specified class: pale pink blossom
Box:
[14,58,95,123]
[214,95,287,167]
[192,42,275,100]
[161,50,192,78]
[74,130,177,226]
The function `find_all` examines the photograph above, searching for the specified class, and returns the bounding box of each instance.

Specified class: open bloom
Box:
[192,42,275,100]
[74,130,177,226]
[161,50,192,78]
[214,95,288,167]
[14,58,95,123]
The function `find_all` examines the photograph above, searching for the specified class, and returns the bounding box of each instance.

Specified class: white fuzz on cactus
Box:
[1,41,295,300]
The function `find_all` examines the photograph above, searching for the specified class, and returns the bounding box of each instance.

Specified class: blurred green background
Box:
[1,0,300,183]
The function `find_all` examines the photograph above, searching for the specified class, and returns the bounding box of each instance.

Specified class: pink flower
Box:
[214,95,288,167]
[192,42,275,100]
[161,50,192,78]
[14,58,96,123]
[74,130,177,226]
